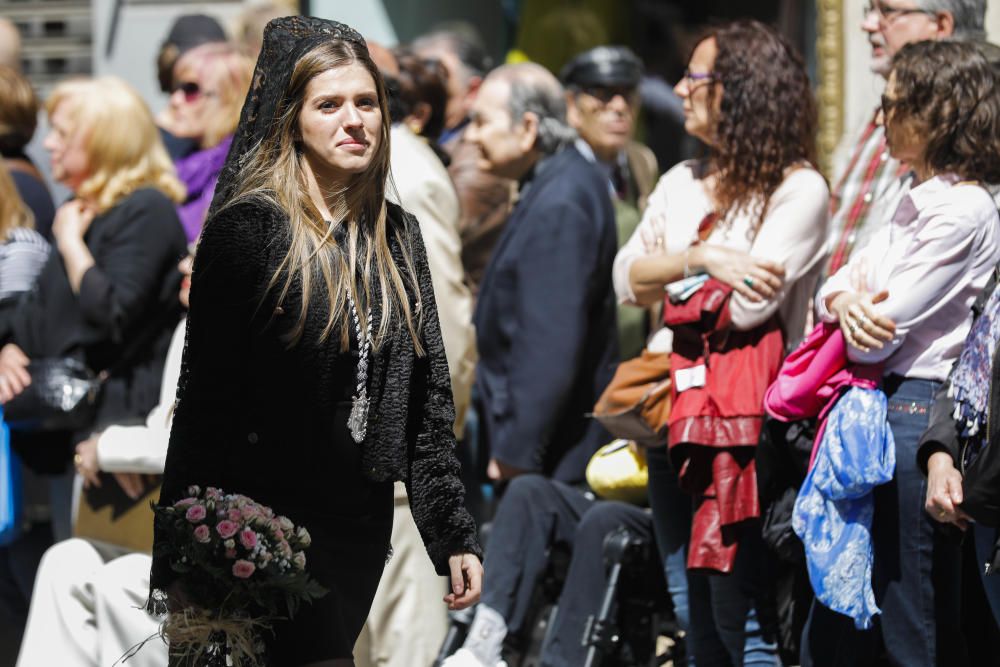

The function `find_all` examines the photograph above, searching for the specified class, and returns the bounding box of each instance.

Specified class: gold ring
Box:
[74,453,83,466]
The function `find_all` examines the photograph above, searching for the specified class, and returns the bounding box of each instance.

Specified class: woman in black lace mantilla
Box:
[150,16,483,665]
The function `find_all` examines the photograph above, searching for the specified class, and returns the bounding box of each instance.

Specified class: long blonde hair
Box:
[226,39,422,353]
[45,77,185,212]
[0,161,33,239]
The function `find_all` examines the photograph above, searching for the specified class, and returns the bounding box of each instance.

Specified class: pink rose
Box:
[232,559,256,579]
[241,506,258,520]
[193,525,211,543]
[185,505,207,523]
[228,509,243,523]
[292,552,306,570]
[216,520,239,539]
[175,497,197,508]
[274,529,285,542]
[225,548,237,559]
[239,529,258,550]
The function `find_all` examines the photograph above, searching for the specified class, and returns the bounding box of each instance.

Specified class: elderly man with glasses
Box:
[821,0,986,281]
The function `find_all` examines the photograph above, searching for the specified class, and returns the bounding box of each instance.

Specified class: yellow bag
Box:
[585,439,648,504]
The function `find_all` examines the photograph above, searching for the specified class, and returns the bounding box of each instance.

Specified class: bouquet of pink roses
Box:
[151,486,326,667]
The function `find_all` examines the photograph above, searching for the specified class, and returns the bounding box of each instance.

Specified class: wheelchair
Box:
[434,525,683,667]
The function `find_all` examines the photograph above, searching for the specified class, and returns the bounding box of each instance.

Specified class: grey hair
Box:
[916,0,986,40]
[492,63,576,155]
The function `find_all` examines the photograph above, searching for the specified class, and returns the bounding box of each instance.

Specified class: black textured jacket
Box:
[918,264,1000,525]
[152,198,481,590]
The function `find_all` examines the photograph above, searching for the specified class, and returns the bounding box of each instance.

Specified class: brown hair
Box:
[226,39,422,353]
[394,49,449,141]
[174,42,254,147]
[0,161,33,238]
[889,40,1000,183]
[696,21,818,229]
[0,65,38,155]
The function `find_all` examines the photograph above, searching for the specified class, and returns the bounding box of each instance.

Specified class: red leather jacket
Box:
[664,278,785,572]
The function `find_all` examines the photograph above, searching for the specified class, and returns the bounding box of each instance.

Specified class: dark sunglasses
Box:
[581,85,638,105]
[172,81,215,102]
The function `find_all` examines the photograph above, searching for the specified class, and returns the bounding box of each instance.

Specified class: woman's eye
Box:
[358,97,376,109]
[320,100,339,110]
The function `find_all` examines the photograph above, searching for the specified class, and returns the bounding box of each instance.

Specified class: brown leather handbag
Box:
[591,349,672,447]
[74,473,161,554]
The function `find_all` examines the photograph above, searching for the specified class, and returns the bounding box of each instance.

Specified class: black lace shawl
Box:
[148,17,481,613]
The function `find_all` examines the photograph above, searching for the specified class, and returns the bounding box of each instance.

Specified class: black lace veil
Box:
[205,16,370,220]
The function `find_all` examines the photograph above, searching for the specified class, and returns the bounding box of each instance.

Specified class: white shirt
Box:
[613,160,830,352]
[96,320,185,474]
[817,175,1000,380]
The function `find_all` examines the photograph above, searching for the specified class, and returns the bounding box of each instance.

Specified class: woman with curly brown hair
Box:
[808,40,1000,667]
[613,20,829,666]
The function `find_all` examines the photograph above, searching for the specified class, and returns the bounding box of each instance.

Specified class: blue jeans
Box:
[802,377,964,667]
[647,448,779,666]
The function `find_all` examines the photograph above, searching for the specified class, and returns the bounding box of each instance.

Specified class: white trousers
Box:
[15,538,166,667]
[354,486,449,667]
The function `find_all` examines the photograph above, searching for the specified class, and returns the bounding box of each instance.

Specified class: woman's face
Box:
[43,101,90,191]
[675,37,721,146]
[881,73,926,166]
[297,63,382,185]
[168,57,224,146]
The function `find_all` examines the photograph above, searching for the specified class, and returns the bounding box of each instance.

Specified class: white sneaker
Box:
[440,648,507,667]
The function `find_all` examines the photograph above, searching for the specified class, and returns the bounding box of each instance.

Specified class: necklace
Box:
[345,289,372,444]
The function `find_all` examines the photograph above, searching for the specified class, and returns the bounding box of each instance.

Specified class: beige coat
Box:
[388,125,477,437]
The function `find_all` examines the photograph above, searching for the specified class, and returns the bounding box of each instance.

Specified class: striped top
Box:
[0,227,50,301]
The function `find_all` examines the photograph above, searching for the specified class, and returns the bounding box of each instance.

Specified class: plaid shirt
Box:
[823,112,911,278]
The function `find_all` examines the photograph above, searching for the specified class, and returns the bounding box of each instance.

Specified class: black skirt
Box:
[264,401,394,665]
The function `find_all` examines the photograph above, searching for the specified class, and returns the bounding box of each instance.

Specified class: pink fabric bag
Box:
[764,322,882,465]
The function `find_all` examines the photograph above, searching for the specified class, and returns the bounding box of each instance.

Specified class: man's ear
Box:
[519,110,540,153]
[565,91,581,130]
[935,10,955,38]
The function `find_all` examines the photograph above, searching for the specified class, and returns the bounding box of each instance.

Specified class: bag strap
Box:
[96,302,182,383]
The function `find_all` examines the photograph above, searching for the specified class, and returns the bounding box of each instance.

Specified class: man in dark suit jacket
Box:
[465,62,619,485]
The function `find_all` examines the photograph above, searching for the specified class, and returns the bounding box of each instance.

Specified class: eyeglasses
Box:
[171,81,216,103]
[579,85,638,105]
[863,2,935,24]
[681,69,716,88]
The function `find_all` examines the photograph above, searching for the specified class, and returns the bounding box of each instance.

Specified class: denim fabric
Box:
[648,448,780,666]
[801,377,964,667]
[647,447,691,633]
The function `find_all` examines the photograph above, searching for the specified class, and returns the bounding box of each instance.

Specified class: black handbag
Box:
[4,358,103,432]
[4,305,180,433]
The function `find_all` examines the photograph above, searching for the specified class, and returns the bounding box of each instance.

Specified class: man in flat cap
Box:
[562,46,658,361]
